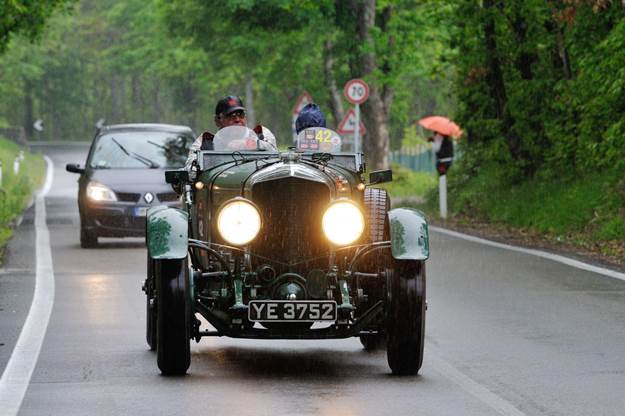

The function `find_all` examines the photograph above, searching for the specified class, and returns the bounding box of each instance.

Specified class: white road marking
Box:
[428,351,527,416]
[0,156,55,416]
[430,226,625,282]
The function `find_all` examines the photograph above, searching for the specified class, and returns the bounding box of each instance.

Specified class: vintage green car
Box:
[143,126,429,376]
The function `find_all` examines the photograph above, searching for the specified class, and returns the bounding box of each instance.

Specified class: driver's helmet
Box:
[213,126,275,151]
[296,127,342,153]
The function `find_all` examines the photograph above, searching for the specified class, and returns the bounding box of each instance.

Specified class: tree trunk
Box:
[245,73,256,127]
[353,0,392,170]
[152,86,162,122]
[131,73,144,120]
[323,39,344,128]
[110,75,121,123]
[24,79,34,141]
[556,27,572,80]
[483,0,520,159]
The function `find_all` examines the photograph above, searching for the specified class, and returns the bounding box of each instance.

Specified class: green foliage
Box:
[378,164,437,199]
[0,0,75,53]
[0,137,45,254]
[446,164,625,244]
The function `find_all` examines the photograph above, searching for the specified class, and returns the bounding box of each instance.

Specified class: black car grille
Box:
[157,192,179,202]
[116,192,141,203]
[251,177,330,275]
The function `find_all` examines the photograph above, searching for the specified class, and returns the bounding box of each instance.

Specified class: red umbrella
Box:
[418,116,463,138]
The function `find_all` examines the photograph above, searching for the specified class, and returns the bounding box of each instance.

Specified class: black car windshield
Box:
[89,131,193,169]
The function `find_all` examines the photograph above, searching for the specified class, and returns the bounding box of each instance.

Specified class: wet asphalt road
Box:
[1,144,624,416]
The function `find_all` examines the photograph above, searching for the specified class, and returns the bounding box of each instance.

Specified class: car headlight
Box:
[322,200,365,246]
[86,181,117,202]
[217,198,261,246]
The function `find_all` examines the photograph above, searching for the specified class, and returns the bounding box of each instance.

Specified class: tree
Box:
[0,0,75,53]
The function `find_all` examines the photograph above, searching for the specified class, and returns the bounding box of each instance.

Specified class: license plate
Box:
[248,301,337,322]
[134,207,148,217]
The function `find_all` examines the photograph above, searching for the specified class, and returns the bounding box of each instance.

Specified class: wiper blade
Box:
[111,138,160,168]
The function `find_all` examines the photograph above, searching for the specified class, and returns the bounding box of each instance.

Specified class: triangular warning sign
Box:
[292,91,313,115]
[337,109,366,134]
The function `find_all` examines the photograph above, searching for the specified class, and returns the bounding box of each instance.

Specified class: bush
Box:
[0,137,46,253]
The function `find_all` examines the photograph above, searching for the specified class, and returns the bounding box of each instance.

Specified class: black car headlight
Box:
[322,200,365,246]
[86,181,117,202]
[217,198,261,246]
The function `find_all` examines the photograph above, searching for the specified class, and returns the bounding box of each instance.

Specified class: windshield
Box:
[89,131,193,169]
[296,127,342,153]
[212,125,276,151]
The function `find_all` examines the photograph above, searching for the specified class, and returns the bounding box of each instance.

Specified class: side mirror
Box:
[369,169,392,185]
[66,163,85,174]
[165,170,189,185]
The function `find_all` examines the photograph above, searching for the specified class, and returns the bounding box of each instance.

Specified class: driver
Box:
[186,95,276,168]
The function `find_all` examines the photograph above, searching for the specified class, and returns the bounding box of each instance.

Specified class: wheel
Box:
[359,333,385,351]
[80,220,98,248]
[156,258,191,375]
[358,188,391,349]
[145,256,157,351]
[386,259,426,375]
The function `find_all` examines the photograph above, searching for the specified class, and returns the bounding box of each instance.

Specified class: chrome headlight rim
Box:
[322,199,365,246]
[216,197,262,246]
[86,181,117,202]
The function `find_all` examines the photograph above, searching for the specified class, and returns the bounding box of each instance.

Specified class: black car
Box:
[145,126,430,376]
[66,123,195,248]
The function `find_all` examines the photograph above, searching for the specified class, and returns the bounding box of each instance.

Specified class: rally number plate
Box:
[248,301,337,322]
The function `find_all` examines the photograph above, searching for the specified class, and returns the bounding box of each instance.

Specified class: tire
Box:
[386,259,426,375]
[359,188,391,349]
[359,333,385,351]
[156,258,191,375]
[145,256,157,351]
[80,221,98,248]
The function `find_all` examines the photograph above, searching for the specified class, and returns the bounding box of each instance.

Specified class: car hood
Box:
[89,169,171,193]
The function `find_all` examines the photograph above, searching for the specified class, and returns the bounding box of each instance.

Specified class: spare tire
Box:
[364,187,390,242]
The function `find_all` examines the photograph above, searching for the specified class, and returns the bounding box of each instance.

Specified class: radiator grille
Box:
[251,178,330,274]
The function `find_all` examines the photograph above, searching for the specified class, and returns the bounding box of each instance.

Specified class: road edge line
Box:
[429,226,625,282]
[0,156,55,416]
[428,351,527,416]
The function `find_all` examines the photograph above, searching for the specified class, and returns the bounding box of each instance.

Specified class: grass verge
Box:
[0,137,46,263]
[378,163,437,200]
[412,164,625,265]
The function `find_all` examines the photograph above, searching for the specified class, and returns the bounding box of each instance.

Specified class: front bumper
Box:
[82,201,181,237]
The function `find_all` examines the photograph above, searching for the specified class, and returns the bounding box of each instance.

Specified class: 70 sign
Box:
[343,79,370,105]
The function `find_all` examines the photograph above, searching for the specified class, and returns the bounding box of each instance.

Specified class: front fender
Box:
[146,206,188,260]
[388,208,429,260]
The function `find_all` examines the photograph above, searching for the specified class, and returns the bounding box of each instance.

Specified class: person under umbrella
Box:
[418,116,461,176]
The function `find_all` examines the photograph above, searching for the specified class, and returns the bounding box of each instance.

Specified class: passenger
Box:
[186,95,276,168]
[295,103,326,134]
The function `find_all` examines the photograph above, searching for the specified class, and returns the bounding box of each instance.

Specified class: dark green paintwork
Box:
[388,208,429,260]
[146,206,188,259]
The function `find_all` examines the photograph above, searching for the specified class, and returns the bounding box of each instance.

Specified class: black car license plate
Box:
[248,301,337,322]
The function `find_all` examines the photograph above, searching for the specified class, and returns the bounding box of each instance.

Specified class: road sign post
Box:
[343,79,369,153]
[354,104,360,153]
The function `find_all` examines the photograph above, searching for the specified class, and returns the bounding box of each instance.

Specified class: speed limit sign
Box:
[344,79,370,105]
